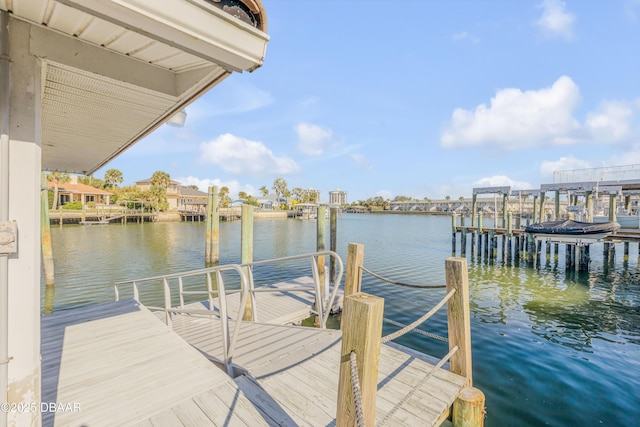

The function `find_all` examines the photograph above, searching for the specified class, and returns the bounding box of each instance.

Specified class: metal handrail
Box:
[113,250,344,371]
[115,263,247,376]
[239,250,344,327]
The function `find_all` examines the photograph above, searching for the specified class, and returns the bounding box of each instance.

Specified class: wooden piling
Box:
[330,207,338,284]
[578,245,589,271]
[336,293,384,427]
[506,213,512,264]
[452,213,458,256]
[527,234,535,265]
[609,194,617,222]
[344,243,364,298]
[41,172,55,286]
[477,213,483,261]
[539,192,546,223]
[453,387,486,427]
[624,241,629,262]
[489,230,496,260]
[461,228,467,257]
[446,257,473,385]
[241,204,254,321]
[471,195,477,227]
[501,194,508,228]
[565,244,573,270]
[546,242,551,261]
[470,231,476,258]
[211,186,220,263]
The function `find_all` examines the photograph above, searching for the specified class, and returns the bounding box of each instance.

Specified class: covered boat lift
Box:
[0,1,269,425]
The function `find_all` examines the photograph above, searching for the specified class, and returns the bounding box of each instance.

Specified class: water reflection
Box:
[467,257,640,352]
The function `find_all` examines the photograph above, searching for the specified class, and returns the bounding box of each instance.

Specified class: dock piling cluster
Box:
[448,213,635,273]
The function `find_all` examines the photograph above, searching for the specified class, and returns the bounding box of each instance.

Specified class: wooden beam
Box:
[336,293,384,427]
[344,243,364,298]
[446,257,472,386]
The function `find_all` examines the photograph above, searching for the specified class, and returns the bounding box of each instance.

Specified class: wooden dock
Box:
[41,299,277,426]
[43,254,480,427]
[42,298,468,427]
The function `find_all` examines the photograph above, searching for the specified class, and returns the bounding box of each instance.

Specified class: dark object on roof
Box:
[525,220,620,236]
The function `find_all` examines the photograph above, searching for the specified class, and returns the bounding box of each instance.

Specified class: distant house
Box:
[178,186,209,213]
[48,176,112,207]
[256,194,285,210]
[135,178,208,210]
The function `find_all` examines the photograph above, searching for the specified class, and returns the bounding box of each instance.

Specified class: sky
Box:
[95,0,640,202]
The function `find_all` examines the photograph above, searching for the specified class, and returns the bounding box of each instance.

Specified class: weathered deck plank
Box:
[41,300,281,426]
[43,298,466,427]
[165,311,466,427]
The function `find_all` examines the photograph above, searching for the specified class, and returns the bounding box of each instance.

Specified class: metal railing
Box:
[115,263,248,375]
[242,251,344,328]
[114,250,344,374]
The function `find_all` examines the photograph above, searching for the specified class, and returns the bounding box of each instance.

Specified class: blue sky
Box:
[96,0,640,202]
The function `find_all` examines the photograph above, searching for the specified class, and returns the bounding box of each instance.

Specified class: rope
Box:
[349,351,366,427]
[360,265,447,289]
[377,346,459,427]
[381,289,455,344]
[383,318,448,343]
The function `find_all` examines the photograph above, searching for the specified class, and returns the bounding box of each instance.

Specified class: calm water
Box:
[42,214,640,426]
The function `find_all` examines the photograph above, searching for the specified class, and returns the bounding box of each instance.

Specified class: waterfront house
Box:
[135,178,209,210]
[47,175,112,207]
[0,1,269,424]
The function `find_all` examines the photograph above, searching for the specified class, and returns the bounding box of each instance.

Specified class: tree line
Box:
[46,170,322,211]
[49,169,472,213]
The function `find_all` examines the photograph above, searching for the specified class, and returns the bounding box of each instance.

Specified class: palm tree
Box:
[104,168,124,189]
[219,186,230,207]
[238,191,248,200]
[272,178,288,210]
[259,185,269,197]
[150,170,171,188]
[47,172,70,210]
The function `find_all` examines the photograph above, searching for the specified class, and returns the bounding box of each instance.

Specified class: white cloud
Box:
[452,31,480,44]
[199,133,300,177]
[441,76,581,149]
[351,153,373,169]
[540,156,594,181]
[473,175,533,190]
[586,100,633,141]
[535,0,576,41]
[174,176,256,199]
[295,123,333,156]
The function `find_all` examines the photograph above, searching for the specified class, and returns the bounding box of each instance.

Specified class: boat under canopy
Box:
[525,219,620,244]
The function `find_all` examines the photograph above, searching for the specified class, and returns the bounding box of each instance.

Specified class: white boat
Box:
[525,219,620,244]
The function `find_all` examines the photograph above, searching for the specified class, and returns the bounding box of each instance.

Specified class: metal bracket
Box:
[0,221,17,254]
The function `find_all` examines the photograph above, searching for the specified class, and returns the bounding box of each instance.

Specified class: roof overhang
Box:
[1,0,269,174]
